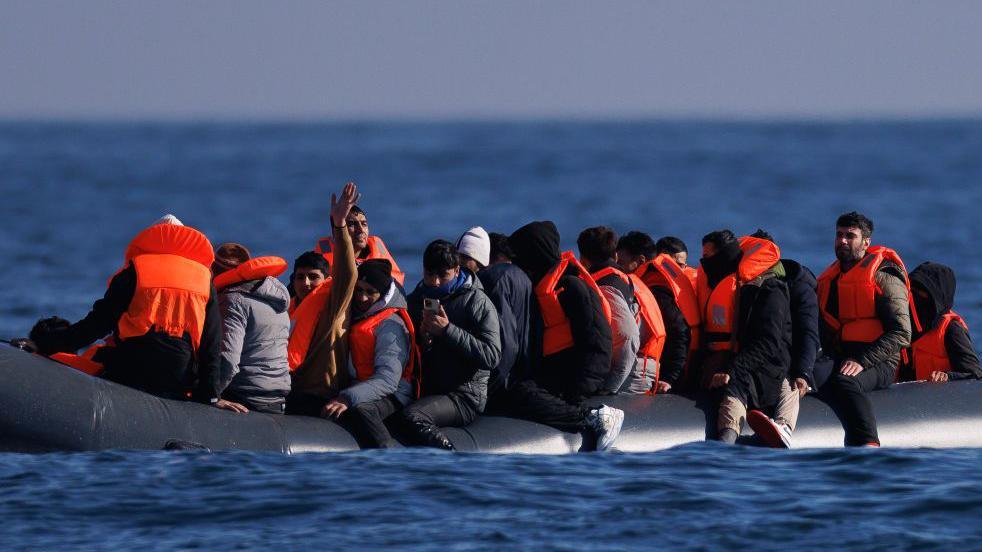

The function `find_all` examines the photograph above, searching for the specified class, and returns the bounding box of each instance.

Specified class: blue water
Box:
[2,120,982,548]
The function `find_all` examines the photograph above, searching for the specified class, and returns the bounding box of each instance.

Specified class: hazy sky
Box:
[2,1,981,119]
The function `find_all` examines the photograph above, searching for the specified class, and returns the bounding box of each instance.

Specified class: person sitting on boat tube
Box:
[210,243,292,414]
[502,220,625,451]
[578,226,665,395]
[900,262,982,383]
[29,215,223,402]
[402,240,501,450]
[697,230,800,448]
[287,251,330,318]
[817,212,914,447]
[314,202,406,287]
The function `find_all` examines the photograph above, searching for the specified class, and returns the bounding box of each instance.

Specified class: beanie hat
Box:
[455,226,490,268]
[358,259,393,295]
[154,214,184,226]
[213,243,251,274]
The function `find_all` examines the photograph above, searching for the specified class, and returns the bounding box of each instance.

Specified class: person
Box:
[314,204,406,286]
[477,232,533,409]
[403,240,501,449]
[621,231,699,394]
[750,230,820,399]
[903,262,982,382]
[288,251,330,317]
[697,230,798,447]
[30,216,222,403]
[816,212,914,447]
[656,236,698,287]
[578,226,664,394]
[455,226,491,275]
[211,243,292,414]
[503,221,624,451]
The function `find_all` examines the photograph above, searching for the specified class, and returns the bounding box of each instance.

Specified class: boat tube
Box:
[1,346,979,453]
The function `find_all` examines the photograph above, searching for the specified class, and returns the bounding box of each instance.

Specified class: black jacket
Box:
[32,263,222,401]
[724,273,792,410]
[650,286,690,387]
[477,263,532,394]
[780,259,820,387]
[407,273,501,412]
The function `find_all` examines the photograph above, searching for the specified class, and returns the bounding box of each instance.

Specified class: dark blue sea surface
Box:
[2,121,982,548]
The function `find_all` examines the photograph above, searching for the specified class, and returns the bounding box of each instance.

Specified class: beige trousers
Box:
[718,378,800,434]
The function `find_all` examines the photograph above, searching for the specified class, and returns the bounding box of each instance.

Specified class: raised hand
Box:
[330,182,362,228]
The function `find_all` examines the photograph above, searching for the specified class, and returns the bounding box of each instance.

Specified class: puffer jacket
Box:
[407,272,501,412]
[217,276,292,409]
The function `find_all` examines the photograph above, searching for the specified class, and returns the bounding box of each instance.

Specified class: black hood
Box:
[909,261,956,328]
[700,240,742,289]
[509,221,561,282]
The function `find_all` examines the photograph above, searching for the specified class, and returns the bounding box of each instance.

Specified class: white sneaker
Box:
[586,405,624,451]
[747,409,792,449]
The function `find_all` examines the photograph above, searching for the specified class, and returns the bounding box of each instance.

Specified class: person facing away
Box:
[288,251,330,318]
[314,203,406,286]
[902,261,982,382]
[30,215,222,403]
[476,231,533,410]
[656,235,698,288]
[503,220,624,451]
[749,229,820,400]
[402,240,501,450]
[579,226,665,395]
[210,243,292,414]
[698,230,799,448]
[618,231,698,394]
[816,212,913,447]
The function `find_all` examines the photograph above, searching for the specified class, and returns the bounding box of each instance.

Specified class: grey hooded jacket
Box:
[217,276,292,409]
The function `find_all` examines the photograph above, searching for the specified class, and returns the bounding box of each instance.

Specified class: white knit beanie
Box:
[455,226,490,268]
[153,214,184,226]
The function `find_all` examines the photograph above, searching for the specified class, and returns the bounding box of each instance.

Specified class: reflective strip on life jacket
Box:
[287,279,334,371]
[213,256,288,291]
[315,235,406,286]
[349,307,418,391]
[536,251,613,357]
[116,254,212,351]
[911,312,967,381]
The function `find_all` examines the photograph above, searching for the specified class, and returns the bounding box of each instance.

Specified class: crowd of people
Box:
[18,183,982,451]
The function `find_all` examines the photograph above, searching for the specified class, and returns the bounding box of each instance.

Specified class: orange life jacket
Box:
[315,235,405,286]
[213,256,288,291]
[50,342,107,376]
[288,296,299,319]
[287,279,334,371]
[816,246,920,347]
[115,225,214,351]
[910,312,966,381]
[682,265,698,290]
[536,251,613,357]
[349,307,418,392]
[696,236,781,353]
[591,266,667,361]
[638,254,702,351]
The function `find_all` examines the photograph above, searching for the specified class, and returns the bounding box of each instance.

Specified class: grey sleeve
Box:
[858,270,912,369]
[600,287,639,394]
[217,294,248,395]
[340,317,409,406]
[441,294,502,373]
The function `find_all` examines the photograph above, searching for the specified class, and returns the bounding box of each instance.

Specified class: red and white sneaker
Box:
[747,410,792,449]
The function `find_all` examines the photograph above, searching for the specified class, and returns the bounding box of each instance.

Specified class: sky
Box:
[2,0,981,120]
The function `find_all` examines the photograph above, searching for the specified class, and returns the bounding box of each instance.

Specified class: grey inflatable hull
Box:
[1,346,979,453]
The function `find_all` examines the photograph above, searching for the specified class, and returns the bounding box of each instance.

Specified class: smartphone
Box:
[423,298,440,314]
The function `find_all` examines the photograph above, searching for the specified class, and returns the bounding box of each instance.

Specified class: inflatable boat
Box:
[1,345,979,454]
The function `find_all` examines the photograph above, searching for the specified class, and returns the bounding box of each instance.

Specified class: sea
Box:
[2,120,982,549]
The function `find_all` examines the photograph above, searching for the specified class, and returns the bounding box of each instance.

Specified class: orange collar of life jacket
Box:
[124,224,215,268]
[214,256,288,291]
[316,235,405,286]
[286,279,335,371]
[535,251,612,356]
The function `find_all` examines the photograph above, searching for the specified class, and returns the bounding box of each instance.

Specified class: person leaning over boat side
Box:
[476,232,533,411]
[502,221,624,451]
[750,229,820,399]
[402,240,501,450]
[579,226,665,395]
[901,262,982,383]
[619,231,698,394]
[817,212,913,447]
[210,243,292,414]
[314,202,406,286]
[30,215,222,402]
[698,230,799,447]
[656,236,698,288]
[288,251,330,318]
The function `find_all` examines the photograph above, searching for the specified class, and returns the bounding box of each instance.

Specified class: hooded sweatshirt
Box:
[907,262,982,381]
[217,276,292,408]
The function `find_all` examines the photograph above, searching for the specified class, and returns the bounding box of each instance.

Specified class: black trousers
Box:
[504,379,590,434]
[822,362,894,446]
[400,394,479,446]
[285,391,402,448]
